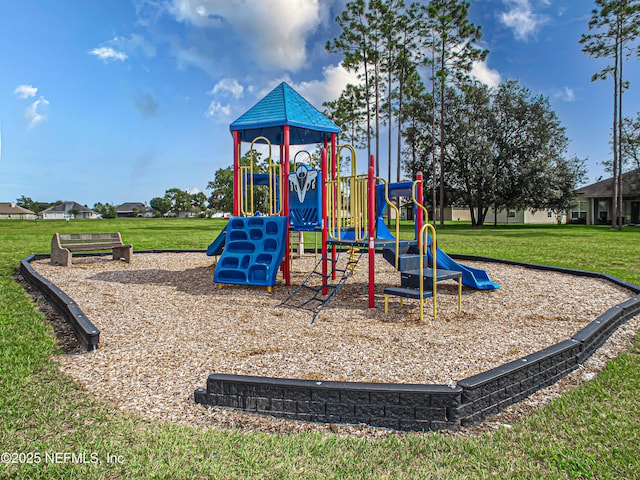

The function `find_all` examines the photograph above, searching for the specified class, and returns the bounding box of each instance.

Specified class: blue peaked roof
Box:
[230,82,340,145]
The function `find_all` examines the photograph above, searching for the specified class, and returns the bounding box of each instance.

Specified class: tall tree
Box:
[323,83,368,148]
[425,0,488,228]
[622,112,640,170]
[443,83,495,226]
[580,0,640,229]
[206,151,268,214]
[327,0,376,164]
[206,167,234,213]
[367,0,385,177]
[149,196,171,217]
[93,202,117,219]
[404,80,585,226]
[165,188,193,216]
[191,191,208,216]
[16,196,55,213]
[379,1,424,184]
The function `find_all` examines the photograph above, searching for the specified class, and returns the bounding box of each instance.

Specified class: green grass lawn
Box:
[1,219,639,479]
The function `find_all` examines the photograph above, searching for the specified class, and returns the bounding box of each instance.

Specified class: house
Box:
[570,168,640,225]
[115,202,154,218]
[443,206,563,224]
[0,202,37,220]
[40,201,98,220]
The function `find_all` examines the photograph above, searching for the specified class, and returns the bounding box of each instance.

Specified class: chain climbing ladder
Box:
[279,247,364,323]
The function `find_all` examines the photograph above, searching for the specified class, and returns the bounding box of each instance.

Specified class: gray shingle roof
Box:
[41,201,94,213]
[0,202,35,215]
[115,202,150,212]
[575,168,640,198]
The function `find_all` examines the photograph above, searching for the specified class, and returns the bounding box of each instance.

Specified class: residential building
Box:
[570,168,640,225]
[0,202,37,220]
[40,201,98,220]
[442,207,563,224]
[115,202,153,218]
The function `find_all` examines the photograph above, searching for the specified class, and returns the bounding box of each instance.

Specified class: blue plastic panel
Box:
[288,164,322,231]
[213,216,288,287]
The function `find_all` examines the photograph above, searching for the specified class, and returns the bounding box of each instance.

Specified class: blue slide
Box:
[427,245,499,290]
[206,227,227,256]
[374,181,498,290]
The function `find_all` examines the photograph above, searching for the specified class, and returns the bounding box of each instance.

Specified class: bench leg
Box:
[112,246,132,263]
[51,247,72,266]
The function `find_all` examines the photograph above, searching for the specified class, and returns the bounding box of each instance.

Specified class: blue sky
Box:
[1,0,637,207]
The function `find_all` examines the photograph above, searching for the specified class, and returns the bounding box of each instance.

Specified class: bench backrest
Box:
[57,232,124,247]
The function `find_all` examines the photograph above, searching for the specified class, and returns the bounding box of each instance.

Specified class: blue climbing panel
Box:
[213,216,288,287]
[288,164,322,231]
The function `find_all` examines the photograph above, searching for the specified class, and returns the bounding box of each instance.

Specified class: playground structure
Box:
[209,82,498,320]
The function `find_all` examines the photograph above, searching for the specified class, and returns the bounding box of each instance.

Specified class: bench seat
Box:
[51,232,132,266]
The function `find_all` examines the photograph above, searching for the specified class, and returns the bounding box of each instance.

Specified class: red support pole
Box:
[330,135,338,279]
[321,147,328,295]
[232,130,240,216]
[416,171,424,249]
[283,126,291,286]
[368,155,376,308]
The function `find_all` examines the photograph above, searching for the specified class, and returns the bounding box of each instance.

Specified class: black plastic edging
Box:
[19,249,208,352]
[20,254,100,351]
[17,250,640,431]
[195,254,640,431]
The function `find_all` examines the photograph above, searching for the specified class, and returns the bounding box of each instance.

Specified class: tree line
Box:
[323,0,640,226]
[16,2,639,225]
[14,151,265,219]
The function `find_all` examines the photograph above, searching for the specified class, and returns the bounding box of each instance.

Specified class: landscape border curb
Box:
[19,250,640,430]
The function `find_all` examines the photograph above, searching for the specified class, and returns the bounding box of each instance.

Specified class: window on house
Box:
[508,210,516,218]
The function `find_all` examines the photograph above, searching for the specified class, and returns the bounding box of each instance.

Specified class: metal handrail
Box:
[240,136,281,216]
[419,223,438,320]
[293,150,313,169]
[376,177,400,268]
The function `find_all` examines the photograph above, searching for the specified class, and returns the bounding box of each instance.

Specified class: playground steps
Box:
[382,244,462,308]
[383,286,433,299]
[279,248,363,323]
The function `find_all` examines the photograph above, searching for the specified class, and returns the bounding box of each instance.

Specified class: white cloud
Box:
[90,34,155,66]
[471,60,502,88]
[551,86,576,102]
[26,96,49,128]
[293,63,361,106]
[167,0,324,71]
[89,46,128,62]
[499,0,548,41]
[205,100,231,120]
[14,84,38,99]
[209,78,244,99]
[112,33,157,58]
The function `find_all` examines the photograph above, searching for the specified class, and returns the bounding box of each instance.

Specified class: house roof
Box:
[115,202,150,212]
[575,168,640,198]
[0,202,35,215]
[41,201,94,214]
[229,81,340,145]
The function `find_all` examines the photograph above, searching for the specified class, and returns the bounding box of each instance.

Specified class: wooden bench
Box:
[51,232,132,266]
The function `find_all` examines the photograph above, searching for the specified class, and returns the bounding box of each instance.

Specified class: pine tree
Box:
[424,0,487,228]
[580,0,640,229]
